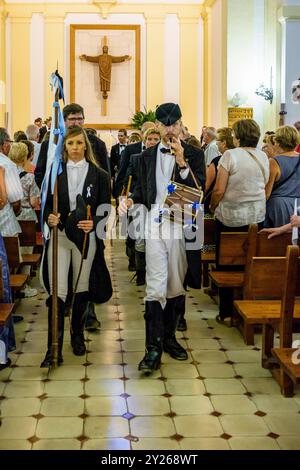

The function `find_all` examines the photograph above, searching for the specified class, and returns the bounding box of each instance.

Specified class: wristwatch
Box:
[178,164,188,170]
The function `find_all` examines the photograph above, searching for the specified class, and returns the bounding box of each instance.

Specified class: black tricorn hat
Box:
[65,194,89,258]
[155,103,182,126]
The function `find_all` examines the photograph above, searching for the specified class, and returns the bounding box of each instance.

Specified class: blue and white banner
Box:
[40,72,65,240]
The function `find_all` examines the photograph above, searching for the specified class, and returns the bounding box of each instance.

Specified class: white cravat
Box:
[67,159,89,210]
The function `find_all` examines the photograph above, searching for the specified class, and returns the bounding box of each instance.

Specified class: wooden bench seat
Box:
[21,253,41,266]
[9,274,28,291]
[0,303,15,325]
[209,271,244,288]
[235,299,300,323]
[271,348,300,396]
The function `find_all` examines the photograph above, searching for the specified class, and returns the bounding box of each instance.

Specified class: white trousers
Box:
[47,230,96,301]
[145,220,188,309]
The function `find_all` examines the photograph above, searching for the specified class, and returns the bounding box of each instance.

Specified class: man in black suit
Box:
[120,103,205,373]
[114,121,156,198]
[34,103,110,188]
[110,128,128,180]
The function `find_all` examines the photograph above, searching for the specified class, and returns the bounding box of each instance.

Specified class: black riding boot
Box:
[126,237,136,272]
[85,302,101,331]
[135,250,146,286]
[138,301,164,373]
[163,297,188,360]
[176,295,187,331]
[40,297,65,368]
[71,291,89,356]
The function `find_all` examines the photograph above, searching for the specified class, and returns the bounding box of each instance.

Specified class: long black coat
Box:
[41,162,112,304]
[114,141,144,197]
[110,143,126,178]
[35,133,110,189]
[131,142,206,289]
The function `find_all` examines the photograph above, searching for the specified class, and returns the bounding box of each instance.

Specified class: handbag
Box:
[164,163,204,225]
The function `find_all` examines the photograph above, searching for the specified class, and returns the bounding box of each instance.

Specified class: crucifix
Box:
[80,36,131,116]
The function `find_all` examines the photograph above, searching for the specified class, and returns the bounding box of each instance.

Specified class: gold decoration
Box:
[228,107,253,128]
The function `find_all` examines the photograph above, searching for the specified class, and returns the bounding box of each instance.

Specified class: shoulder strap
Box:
[273,155,300,191]
[245,150,266,181]
[171,161,201,190]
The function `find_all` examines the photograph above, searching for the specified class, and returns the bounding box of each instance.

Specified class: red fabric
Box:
[296,144,300,153]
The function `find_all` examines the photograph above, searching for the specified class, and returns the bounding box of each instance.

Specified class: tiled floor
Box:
[0,240,300,450]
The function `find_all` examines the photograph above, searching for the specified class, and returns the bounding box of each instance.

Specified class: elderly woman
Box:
[204,127,235,214]
[265,125,300,228]
[262,133,277,159]
[210,119,269,324]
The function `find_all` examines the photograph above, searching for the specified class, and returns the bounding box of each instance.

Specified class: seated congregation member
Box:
[264,125,300,228]
[35,103,110,189]
[204,127,235,214]
[125,127,161,286]
[120,103,205,372]
[210,119,269,324]
[40,126,112,368]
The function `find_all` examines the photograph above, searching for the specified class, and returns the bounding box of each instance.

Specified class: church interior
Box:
[1,0,300,453]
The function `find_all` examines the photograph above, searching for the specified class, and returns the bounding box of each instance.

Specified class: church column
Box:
[278,5,300,126]
[44,15,65,116]
[178,12,202,135]
[0,1,6,127]
[10,13,31,131]
[202,6,212,126]
[144,12,165,110]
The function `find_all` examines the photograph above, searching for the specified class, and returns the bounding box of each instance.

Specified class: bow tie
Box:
[161,147,174,155]
[67,160,87,170]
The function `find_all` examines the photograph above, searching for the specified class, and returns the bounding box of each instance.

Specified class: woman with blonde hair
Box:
[40,126,112,367]
[265,125,300,227]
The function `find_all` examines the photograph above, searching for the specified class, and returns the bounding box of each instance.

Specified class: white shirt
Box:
[0,152,23,236]
[31,141,41,166]
[205,140,221,166]
[67,159,89,211]
[215,147,270,227]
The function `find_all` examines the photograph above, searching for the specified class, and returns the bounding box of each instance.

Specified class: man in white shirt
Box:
[0,128,23,237]
[204,127,221,166]
[26,124,41,166]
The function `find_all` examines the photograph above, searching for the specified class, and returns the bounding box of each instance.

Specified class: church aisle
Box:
[0,240,300,451]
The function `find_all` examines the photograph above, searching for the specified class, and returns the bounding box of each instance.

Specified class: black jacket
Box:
[124,152,142,193]
[114,141,144,197]
[131,142,205,209]
[42,162,112,304]
[110,143,126,178]
[131,142,205,289]
[35,133,110,189]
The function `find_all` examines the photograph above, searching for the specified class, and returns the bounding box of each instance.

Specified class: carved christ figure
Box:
[80,45,131,99]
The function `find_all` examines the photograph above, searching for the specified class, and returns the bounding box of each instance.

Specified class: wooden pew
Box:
[201,218,216,288]
[18,220,41,270]
[233,231,291,345]
[271,245,300,396]
[234,247,300,370]
[3,237,28,297]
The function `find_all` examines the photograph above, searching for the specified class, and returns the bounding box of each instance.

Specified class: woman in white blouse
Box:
[40,126,112,367]
[210,119,269,324]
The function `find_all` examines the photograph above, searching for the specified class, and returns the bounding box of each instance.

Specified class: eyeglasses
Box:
[67,117,84,123]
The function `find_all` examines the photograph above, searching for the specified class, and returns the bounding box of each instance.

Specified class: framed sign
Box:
[70,24,141,129]
[228,107,253,128]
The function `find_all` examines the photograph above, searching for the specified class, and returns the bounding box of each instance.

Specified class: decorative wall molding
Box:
[93,1,118,19]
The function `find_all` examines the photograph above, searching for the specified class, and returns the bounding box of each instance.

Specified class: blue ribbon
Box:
[167,183,176,194]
